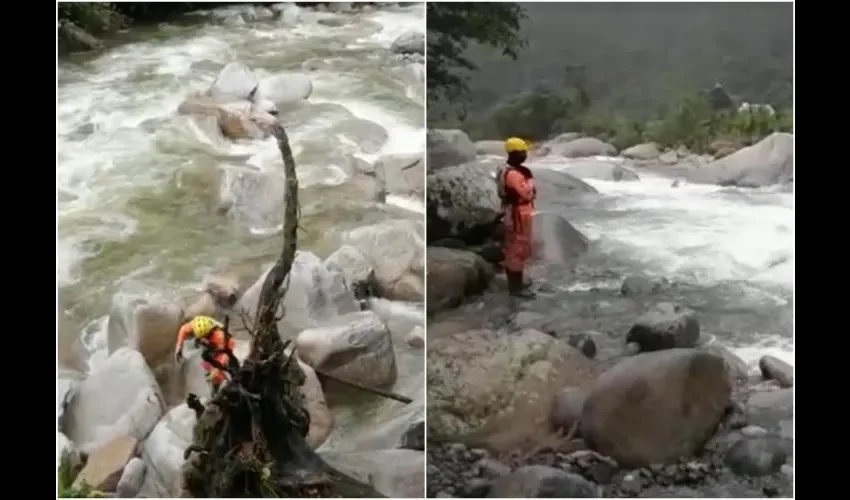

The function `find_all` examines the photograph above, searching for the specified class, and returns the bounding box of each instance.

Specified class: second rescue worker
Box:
[496,137,536,299]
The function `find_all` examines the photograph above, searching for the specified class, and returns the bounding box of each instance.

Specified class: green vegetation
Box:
[57,452,104,498]
[427,2,793,152]
[57,2,228,54]
[460,86,793,153]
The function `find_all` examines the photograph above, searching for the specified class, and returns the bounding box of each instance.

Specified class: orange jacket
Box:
[176,322,236,354]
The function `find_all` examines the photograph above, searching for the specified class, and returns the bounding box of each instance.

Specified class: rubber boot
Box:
[507,270,535,299]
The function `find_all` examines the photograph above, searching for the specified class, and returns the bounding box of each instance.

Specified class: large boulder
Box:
[625,302,701,352]
[426,160,502,244]
[106,287,183,381]
[621,142,661,160]
[62,348,166,455]
[210,61,311,105]
[137,404,196,497]
[561,159,640,182]
[427,161,597,244]
[686,132,793,187]
[341,219,425,302]
[296,311,398,389]
[428,329,600,453]
[540,137,617,158]
[530,212,590,266]
[373,153,425,200]
[427,129,476,172]
[237,251,360,337]
[581,349,732,468]
[426,247,494,315]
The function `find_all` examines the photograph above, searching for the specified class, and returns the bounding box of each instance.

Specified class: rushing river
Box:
[529,155,795,370]
[57,1,425,465]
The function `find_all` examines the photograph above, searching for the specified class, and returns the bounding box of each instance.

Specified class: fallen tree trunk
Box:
[180,123,385,498]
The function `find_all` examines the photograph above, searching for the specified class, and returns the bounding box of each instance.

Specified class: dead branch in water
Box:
[180,123,384,498]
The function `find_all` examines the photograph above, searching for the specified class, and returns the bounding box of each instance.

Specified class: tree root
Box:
[180,123,384,498]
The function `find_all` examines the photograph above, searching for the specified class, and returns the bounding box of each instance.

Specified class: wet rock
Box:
[390,30,425,55]
[550,387,588,433]
[725,436,788,477]
[106,288,183,379]
[427,129,476,172]
[426,247,494,315]
[116,457,146,498]
[183,273,241,319]
[621,142,661,160]
[531,212,590,266]
[488,465,599,497]
[406,325,425,348]
[686,132,793,188]
[399,421,425,451]
[759,355,793,388]
[63,348,166,455]
[626,302,700,352]
[428,328,600,453]
[255,71,313,105]
[374,153,425,199]
[581,349,732,468]
[323,245,379,303]
[138,404,195,497]
[620,275,666,296]
[74,435,138,491]
[567,333,597,359]
[296,310,397,389]
[745,388,794,432]
[342,219,425,302]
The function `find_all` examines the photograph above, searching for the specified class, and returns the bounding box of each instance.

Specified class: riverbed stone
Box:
[63,348,166,455]
[625,302,700,352]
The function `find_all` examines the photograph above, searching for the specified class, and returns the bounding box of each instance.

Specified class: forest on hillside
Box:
[428,2,794,145]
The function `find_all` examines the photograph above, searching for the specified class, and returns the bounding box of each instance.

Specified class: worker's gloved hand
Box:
[174,348,183,363]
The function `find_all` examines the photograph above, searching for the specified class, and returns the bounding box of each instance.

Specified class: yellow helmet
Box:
[504,137,529,153]
[190,316,221,338]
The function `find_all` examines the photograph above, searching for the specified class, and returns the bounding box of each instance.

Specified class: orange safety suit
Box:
[501,165,536,273]
[176,322,236,386]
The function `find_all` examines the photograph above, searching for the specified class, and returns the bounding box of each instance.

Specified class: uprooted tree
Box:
[179,122,384,498]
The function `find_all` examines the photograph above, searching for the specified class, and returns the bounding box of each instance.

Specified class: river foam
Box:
[532,157,794,370]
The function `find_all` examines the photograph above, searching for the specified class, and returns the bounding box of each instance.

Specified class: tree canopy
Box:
[426,2,527,107]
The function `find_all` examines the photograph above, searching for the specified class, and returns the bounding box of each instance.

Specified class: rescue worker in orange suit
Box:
[174,315,239,395]
[497,137,537,299]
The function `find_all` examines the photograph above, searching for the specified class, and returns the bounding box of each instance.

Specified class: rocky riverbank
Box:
[425,129,793,498]
[57,4,426,497]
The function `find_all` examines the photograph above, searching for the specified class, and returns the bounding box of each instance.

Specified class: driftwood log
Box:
[179,123,385,498]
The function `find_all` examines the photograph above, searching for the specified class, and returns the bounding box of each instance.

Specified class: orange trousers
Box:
[503,205,534,272]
